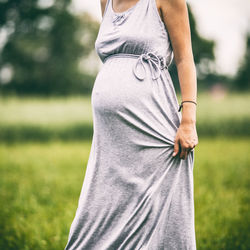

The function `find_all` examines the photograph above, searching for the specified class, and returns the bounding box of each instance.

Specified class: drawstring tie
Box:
[132,52,167,81]
[112,14,126,25]
[103,52,171,81]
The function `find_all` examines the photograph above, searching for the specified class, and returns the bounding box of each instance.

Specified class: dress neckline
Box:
[111,0,143,15]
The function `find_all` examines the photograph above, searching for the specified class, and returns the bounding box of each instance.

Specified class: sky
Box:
[71,0,250,77]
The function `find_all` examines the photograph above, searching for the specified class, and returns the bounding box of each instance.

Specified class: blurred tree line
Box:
[233,32,250,91]
[0,1,249,95]
[0,0,99,95]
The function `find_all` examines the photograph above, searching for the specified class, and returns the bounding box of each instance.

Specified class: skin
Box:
[100,0,199,160]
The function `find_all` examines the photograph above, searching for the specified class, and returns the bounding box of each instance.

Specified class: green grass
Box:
[0,95,93,126]
[0,141,91,250]
[0,93,249,248]
[195,91,250,121]
[194,137,250,249]
[0,92,249,126]
[0,137,249,249]
[0,92,250,142]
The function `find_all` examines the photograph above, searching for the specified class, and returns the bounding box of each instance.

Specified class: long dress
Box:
[64,0,196,249]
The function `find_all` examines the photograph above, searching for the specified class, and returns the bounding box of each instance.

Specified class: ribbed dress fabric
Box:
[64,0,196,249]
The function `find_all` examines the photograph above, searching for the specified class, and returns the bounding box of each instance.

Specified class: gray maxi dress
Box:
[65,0,196,249]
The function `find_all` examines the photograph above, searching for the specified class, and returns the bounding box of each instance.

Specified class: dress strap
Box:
[102,0,111,20]
[150,0,165,26]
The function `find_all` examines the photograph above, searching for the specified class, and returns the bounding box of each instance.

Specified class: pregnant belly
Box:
[91,57,181,146]
[91,57,159,114]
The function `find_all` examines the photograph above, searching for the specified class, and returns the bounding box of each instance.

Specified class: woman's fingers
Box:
[172,138,180,157]
[180,145,188,160]
[179,142,195,160]
[173,138,194,159]
[172,124,199,159]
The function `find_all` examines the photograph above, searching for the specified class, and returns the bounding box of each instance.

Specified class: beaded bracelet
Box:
[178,100,197,112]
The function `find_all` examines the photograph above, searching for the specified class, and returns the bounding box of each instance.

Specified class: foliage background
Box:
[0,0,249,249]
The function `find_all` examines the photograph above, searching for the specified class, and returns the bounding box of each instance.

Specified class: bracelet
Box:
[178,100,197,112]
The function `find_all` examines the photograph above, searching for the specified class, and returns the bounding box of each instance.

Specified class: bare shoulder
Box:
[155,0,189,28]
[100,0,108,17]
[158,0,188,12]
[157,0,193,64]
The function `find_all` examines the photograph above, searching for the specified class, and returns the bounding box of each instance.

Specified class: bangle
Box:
[178,100,197,112]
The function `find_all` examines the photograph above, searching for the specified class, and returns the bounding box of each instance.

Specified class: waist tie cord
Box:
[133,52,166,81]
[103,52,170,81]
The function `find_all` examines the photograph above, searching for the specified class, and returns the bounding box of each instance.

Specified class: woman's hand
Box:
[159,0,198,160]
[172,120,198,160]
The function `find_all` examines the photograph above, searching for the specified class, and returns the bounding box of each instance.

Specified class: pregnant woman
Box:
[65,0,198,249]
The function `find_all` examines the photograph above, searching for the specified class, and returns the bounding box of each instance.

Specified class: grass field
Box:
[1,92,250,126]
[0,93,250,249]
[0,92,250,142]
[0,138,249,250]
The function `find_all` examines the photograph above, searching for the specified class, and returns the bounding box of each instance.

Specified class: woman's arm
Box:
[158,0,198,160]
